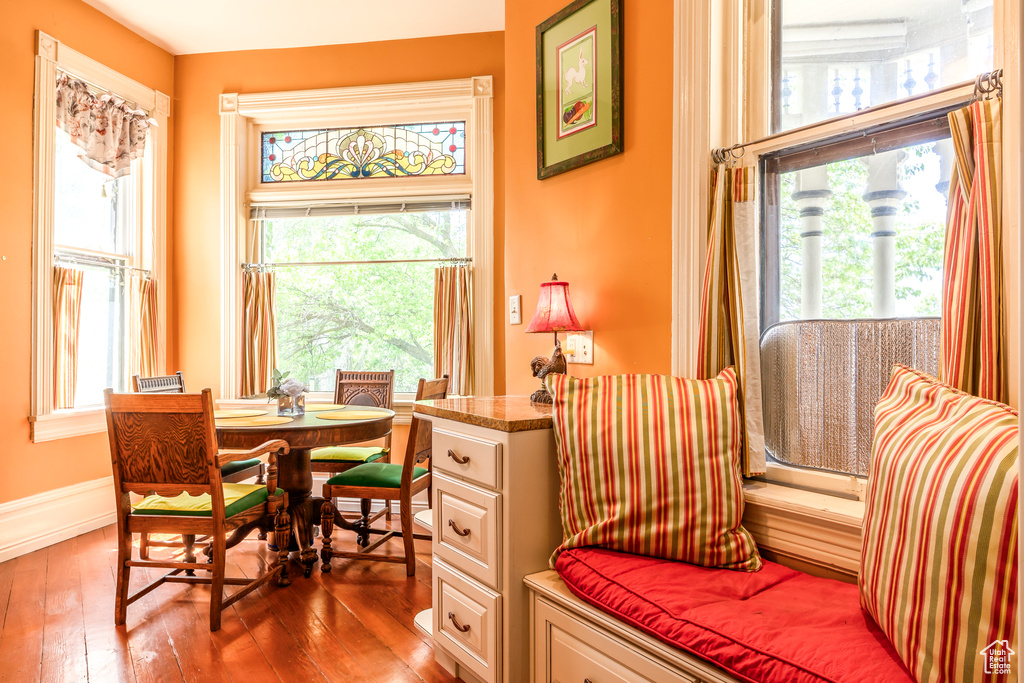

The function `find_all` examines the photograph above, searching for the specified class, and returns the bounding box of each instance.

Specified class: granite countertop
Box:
[414,395,553,432]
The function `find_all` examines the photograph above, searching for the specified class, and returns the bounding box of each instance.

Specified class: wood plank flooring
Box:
[0,522,459,682]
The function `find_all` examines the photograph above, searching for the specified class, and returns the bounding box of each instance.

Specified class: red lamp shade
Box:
[526,275,583,333]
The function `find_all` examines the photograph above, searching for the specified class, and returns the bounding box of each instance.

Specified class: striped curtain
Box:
[434,264,473,396]
[697,164,766,476]
[53,266,84,409]
[128,272,159,379]
[940,98,1005,402]
[241,270,277,397]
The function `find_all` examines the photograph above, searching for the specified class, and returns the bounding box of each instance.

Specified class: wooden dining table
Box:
[215,407,395,577]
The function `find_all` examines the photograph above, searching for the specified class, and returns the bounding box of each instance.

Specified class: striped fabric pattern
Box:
[545,368,762,572]
[698,163,766,475]
[940,98,1005,403]
[861,364,1018,683]
[53,266,84,409]
[240,270,277,397]
[128,272,159,379]
[434,264,473,396]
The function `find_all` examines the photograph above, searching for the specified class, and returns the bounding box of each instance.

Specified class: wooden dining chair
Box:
[310,369,395,519]
[319,376,449,577]
[104,388,292,631]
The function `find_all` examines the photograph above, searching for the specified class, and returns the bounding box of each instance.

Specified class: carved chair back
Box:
[334,370,394,408]
[132,371,186,394]
[412,375,449,462]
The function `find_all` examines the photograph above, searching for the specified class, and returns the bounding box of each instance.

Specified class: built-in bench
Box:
[528,547,914,683]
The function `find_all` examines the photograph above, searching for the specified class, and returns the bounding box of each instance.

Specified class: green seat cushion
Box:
[326,462,428,489]
[220,457,262,477]
[310,446,388,463]
[133,483,283,518]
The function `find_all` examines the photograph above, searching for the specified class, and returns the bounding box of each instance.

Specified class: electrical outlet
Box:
[565,331,594,365]
[509,295,522,325]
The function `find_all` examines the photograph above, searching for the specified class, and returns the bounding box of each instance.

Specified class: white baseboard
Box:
[0,476,116,564]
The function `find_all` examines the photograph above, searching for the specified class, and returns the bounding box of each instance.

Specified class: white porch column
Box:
[792,167,832,319]
[932,138,955,197]
[862,151,907,318]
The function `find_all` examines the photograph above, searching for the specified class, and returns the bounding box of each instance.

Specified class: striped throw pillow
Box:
[861,365,1018,683]
[545,368,761,572]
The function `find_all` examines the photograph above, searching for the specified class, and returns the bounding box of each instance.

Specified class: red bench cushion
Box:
[555,547,913,683]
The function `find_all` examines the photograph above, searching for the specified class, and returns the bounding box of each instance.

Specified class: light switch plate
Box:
[565,331,594,365]
[509,295,522,325]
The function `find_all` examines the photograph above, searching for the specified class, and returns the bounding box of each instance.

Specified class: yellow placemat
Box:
[316,410,391,421]
[214,409,269,419]
[215,415,294,427]
[304,403,347,412]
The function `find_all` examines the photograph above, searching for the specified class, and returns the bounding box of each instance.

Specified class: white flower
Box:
[278,378,307,397]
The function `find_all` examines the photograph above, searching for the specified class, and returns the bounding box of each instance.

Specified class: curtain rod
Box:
[54,254,150,275]
[711,68,1002,165]
[243,257,473,269]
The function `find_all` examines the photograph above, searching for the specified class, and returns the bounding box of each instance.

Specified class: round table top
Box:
[215,407,395,451]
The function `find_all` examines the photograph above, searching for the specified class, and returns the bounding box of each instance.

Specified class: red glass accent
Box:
[526,276,584,333]
[284,136,292,143]
[268,137,276,144]
[449,145,457,152]
[450,126,458,135]
[268,154,276,161]
[433,127,440,136]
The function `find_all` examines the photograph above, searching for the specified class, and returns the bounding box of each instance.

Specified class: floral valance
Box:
[55,74,154,178]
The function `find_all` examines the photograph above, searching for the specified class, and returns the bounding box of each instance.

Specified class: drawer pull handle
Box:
[448,519,471,537]
[447,449,471,465]
[448,611,471,633]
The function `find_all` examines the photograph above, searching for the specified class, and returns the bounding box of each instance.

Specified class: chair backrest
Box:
[334,370,394,408]
[132,371,186,394]
[411,375,450,463]
[104,389,221,498]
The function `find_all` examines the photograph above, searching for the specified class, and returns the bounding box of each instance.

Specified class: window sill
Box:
[29,408,106,442]
[742,481,864,580]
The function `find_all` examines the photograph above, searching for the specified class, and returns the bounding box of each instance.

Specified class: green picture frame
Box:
[536,0,623,180]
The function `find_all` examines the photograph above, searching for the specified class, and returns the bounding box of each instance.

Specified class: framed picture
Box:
[536,0,622,179]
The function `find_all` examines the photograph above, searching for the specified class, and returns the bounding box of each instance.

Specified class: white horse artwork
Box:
[563,46,589,96]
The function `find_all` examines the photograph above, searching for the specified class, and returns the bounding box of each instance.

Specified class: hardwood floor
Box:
[0,521,459,682]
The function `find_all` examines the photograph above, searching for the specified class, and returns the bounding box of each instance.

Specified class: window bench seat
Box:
[527,547,913,683]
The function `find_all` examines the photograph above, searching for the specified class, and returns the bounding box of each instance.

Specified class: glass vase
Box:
[277,393,305,416]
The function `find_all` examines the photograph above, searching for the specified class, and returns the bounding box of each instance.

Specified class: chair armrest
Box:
[216,440,290,467]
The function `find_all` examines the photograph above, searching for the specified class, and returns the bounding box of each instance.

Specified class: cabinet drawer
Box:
[433,427,502,490]
[434,473,501,588]
[536,598,697,683]
[434,559,501,683]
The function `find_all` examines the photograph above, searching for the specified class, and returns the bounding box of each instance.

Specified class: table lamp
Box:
[525,274,583,403]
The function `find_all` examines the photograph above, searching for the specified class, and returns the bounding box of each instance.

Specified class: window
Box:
[256,203,468,394]
[755,1,997,489]
[220,77,494,403]
[30,32,168,442]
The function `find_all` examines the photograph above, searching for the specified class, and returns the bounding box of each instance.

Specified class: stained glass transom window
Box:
[261,122,466,183]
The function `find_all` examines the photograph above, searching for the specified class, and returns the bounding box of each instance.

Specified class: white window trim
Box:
[29,31,169,443]
[219,76,495,400]
[672,0,1021,574]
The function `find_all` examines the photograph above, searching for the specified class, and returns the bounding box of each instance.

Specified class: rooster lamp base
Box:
[529,339,567,404]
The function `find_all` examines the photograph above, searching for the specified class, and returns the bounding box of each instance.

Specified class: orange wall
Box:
[0,1,174,504]
[503,1,676,394]
[170,33,506,404]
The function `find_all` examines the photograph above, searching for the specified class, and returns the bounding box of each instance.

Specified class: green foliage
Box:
[263,211,466,394]
[777,143,944,322]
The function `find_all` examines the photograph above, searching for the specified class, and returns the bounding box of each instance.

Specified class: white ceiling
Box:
[80,0,505,55]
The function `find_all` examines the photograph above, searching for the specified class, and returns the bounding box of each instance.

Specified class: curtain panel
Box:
[698,164,767,476]
[434,265,474,396]
[940,98,1005,402]
[128,272,159,379]
[241,270,277,397]
[55,74,152,178]
[53,266,85,409]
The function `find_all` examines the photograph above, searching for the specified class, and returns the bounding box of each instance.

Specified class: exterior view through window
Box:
[260,209,467,394]
[760,0,993,481]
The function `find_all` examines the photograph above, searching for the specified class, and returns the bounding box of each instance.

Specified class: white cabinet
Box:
[416,398,561,683]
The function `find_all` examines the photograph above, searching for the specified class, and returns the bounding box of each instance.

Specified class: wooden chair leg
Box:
[275,506,292,586]
[114,532,132,626]
[358,499,372,547]
[139,532,151,560]
[320,501,335,573]
[183,534,196,576]
[400,496,416,577]
[209,536,226,631]
[256,463,266,485]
